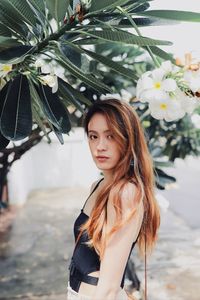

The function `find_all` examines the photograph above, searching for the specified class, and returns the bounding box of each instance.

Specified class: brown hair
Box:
[76,99,160,260]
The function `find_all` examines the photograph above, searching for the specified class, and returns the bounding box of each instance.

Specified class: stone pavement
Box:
[0,186,200,300]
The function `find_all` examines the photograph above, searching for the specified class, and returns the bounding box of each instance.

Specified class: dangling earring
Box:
[129,159,134,173]
[130,159,134,168]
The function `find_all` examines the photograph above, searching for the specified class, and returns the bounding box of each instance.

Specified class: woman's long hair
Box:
[76,99,160,260]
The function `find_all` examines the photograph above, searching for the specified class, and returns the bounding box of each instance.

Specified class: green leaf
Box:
[0,75,32,141]
[149,46,176,64]
[0,45,33,63]
[0,5,29,38]
[31,103,51,143]
[89,0,130,13]
[140,10,200,23]
[46,0,69,23]
[28,0,46,13]
[52,124,65,144]
[26,0,48,29]
[57,54,112,93]
[0,23,12,37]
[119,17,177,27]
[154,161,174,168]
[0,37,22,49]
[75,28,172,46]
[0,132,10,150]
[0,0,38,27]
[83,48,139,81]
[37,83,71,134]
[155,167,176,190]
[59,81,91,106]
[60,41,81,68]
[58,79,85,113]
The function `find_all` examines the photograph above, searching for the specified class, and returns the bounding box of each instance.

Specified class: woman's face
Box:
[87,113,121,172]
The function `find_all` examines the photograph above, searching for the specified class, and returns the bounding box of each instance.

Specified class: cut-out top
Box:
[70,177,138,288]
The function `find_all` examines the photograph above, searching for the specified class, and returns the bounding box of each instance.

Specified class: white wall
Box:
[7,127,100,205]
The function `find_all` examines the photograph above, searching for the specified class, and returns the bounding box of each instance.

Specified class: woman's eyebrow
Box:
[88,129,111,133]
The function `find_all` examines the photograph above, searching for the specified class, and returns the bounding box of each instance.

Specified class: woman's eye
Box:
[89,135,97,140]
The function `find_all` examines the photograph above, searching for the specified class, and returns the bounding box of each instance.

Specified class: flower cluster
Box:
[0,63,13,90]
[34,56,66,93]
[136,60,200,122]
[0,56,67,94]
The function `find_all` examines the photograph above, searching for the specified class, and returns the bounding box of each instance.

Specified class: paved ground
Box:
[0,185,200,300]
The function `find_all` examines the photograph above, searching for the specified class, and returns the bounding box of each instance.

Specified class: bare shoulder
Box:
[120,181,144,220]
[121,181,139,207]
[89,178,102,193]
[107,181,144,230]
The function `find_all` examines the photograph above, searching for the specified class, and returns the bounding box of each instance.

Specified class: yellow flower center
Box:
[160,103,167,110]
[2,65,12,72]
[154,82,161,89]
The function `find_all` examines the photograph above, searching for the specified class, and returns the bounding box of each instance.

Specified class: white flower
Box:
[54,65,65,79]
[148,92,185,122]
[136,68,177,103]
[160,60,180,74]
[34,58,45,68]
[41,63,53,74]
[181,94,199,114]
[40,74,58,93]
[0,64,12,77]
[184,69,200,93]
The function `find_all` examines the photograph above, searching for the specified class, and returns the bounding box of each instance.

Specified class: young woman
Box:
[67,99,160,300]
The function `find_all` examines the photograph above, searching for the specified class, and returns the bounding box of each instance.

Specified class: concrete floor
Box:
[0,185,200,300]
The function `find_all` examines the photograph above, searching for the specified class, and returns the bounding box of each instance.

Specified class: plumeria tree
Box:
[0,0,200,150]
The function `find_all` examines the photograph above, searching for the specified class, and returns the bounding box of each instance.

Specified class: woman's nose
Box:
[96,138,107,150]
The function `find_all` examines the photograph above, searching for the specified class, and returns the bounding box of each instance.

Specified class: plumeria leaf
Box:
[58,78,85,113]
[0,37,22,49]
[1,0,38,27]
[0,131,10,150]
[46,0,69,24]
[75,28,172,46]
[57,54,112,93]
[52,124,64,144]
[59,80,91,106]
[0,75,32,141]
[59,42,81,68]
[119,17,178,27]
[130,2,150,13]
[26,0,48,29]
[149,46,176,64]
[0,23,12,37]
[0,45,33,63]
[28,0,46,13]
[89,0,130,13]
[36,83,71,134]
[155,167,176,190]
[140,10,200,23]
[0,4,30,38]
[83,48,139,82]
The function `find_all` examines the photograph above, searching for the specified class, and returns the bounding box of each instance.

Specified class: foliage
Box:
[0,0,200,148]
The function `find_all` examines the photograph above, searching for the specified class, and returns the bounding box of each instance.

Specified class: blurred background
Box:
[0,1,200,300]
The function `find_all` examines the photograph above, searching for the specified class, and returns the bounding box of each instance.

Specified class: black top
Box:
[70,178,138,288]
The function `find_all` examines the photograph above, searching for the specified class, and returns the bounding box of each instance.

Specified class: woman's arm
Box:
[93,182,144,300]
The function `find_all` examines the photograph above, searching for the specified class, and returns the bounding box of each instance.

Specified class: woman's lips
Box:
[96,156,109,162]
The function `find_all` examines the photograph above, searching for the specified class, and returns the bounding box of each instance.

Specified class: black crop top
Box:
[70,178,138,288]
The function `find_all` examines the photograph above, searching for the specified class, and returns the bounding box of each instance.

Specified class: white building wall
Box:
[7,127,100,205]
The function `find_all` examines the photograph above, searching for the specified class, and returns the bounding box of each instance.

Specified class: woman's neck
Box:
[101,170,114,184]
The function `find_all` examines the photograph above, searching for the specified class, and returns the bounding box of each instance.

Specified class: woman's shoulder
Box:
[120,181,139,208]
[89,177,104,193]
